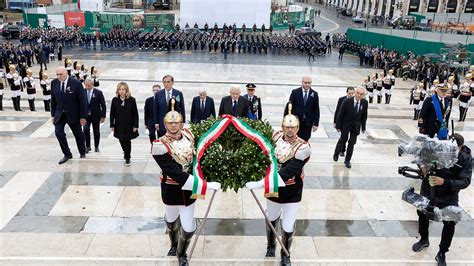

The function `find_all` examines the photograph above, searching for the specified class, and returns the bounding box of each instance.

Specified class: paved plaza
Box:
[1,6,473,266]
[0,52,473,265]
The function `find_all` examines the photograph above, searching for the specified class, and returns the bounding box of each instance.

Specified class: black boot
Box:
[12,97,18,111]
[435,251,446,266]
[280,229,294,266]
[44,100,51,112]
[369,96,373,103]
[266,218,280,257]
[413,109,417,120]
[377,95,381,104]
[415,110,420,120]
[177,226,195,266]
[412,238,429,252]
[0,95,3,111]
[387,95,391,104]
[16,96,23,111]
[165,218,180,256]
[459,107,464,122]
[28,99,36,111]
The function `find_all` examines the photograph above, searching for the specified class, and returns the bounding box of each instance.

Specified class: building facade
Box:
[326,0,474,18]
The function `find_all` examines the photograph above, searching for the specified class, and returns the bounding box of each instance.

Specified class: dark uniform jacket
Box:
[268,131,311,204]
[244,94,262,120]
[418,95,452,138]
[420,146,472,207]
[152,129,196,206]
[110,96,139,141]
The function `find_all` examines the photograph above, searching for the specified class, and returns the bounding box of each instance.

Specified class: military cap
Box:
[246,83,256,89]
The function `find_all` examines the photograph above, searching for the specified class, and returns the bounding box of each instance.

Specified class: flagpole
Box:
[250,189,290,257]
[188,189,217,260]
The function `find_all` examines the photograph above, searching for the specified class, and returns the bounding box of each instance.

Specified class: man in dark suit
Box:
[191,89,216,123]
[51,66,87,164]
[284,76,320,141]
[333,87,368,168]
[219,85,249,118]
[145,84,161,143]
[83,78,106,153]
[154,75,185,137]
[243,83,262,120]
[333,87,355,157]
[418,85,452,139]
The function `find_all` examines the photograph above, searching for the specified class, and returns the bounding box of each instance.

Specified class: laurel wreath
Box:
[189,118,275,192]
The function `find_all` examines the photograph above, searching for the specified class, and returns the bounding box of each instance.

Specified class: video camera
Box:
[398,134,462,222]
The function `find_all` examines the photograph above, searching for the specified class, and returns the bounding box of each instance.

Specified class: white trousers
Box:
[460,101,469,108]
[368,91,374,97]
[266,200,299,233]
[0,89,3,96]
[164,203,196,233]
[27,94,35,100]
[43,95,51,100]
[11,90,21,97]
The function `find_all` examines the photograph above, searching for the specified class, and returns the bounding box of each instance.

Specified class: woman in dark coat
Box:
[110,82,139,166]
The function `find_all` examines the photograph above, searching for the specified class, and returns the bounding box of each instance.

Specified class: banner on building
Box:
[48,14,66,28]
[271,11,305,30]
[94,13,175,31]
[64,11,86,27]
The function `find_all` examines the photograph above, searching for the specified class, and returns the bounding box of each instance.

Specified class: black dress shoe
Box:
[85,147,91,154]
[344,161,351,168]
[412,238,429,252]
[58,156,72,164]
[333,153,338,162]
[95,147,100,152]
[435,251,446,266]
[80,154,86,159]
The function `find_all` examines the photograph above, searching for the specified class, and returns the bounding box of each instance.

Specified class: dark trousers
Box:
[54,114,86,157]
[297,125,312,141]
[417,210,456,253]
[147,124,157,143]
[39,62,47,70]
[119,140,132,160]
[83,115,100,148]
[334,129,358,163]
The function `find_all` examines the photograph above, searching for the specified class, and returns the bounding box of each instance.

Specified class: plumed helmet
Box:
[433,79,439,85]
[91,66,97,74]
[448,76,455,82]
[466,73,472,80]
[26,68,33,75]
[388,69,394,74]
[65,58,72,67]
[42,72,48,79]
[418,82,424,88]
[379,71,384,76]
[163,98,183,123]
[9,64,16,71]
[282,103,299,128]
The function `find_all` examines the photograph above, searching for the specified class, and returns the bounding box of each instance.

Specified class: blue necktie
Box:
[354,101,359,113]
[303,90,308,105]
[88,91,92,104]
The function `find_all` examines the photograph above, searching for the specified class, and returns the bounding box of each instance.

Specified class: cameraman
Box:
[412,133,472,266]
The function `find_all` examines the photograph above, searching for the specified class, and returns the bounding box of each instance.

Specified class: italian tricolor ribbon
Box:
[191,115,283,199]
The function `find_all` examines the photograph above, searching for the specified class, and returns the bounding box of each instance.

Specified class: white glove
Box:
[245,179,264,190]
[206,182,221,191]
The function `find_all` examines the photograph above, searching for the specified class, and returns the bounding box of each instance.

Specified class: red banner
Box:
[64,12,85,27]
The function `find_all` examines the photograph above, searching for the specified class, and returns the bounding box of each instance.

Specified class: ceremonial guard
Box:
[428,79,440,97]
[23,69,36,111]
[387,69,396,104]
[79,65,89,83]
[246,104,311,266]
[91,66,100,87]
[364,76,374,103]
[6,65,22,111]
[40,70,51,112]
[244,83,262,120]
[64,58,73,76]
[72,61,81,80]
[376,72,384,104]
[152,100,220,266]
[459,73,472,122]
[411,82,425,120]
[382,70,392,104]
